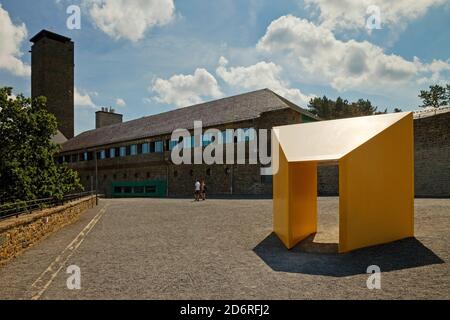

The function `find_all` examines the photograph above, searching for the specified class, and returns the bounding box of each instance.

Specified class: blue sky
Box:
[0,0,449,135]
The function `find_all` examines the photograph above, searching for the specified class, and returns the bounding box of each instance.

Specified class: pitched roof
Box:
[61,89,318,152]
[274,112,412,162]
[30,30,72,43]
[52,130,68,145]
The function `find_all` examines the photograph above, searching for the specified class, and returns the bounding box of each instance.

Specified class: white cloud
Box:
[151,68,224,108]
[142,97,152,104]
[116,98,126,107]
[216,57,314,106]
[304,0,446,32]
[85,0,175,42]
[75,87,97,109]
[0,5,31,77]
[257,15,450,93]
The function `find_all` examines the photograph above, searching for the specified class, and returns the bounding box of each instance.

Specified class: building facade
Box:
[59,89,320,197]
[29,30,449,199]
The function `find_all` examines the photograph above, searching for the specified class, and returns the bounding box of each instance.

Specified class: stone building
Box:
[31,30,74,139]
[29,29,449,198]
[59,89,319,197]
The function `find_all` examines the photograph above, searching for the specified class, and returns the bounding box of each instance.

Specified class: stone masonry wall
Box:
[0,196,96,265]
[315,112,450,197]
[318,165,339,196]
[414,112,450,197]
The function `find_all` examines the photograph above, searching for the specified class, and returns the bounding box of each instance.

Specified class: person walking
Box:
[194,179,201,201]
[201,179,207,201]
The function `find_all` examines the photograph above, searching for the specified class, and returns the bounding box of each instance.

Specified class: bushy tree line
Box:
[307,96,387,120]
[307,84,449,120]
[0,87,82,204]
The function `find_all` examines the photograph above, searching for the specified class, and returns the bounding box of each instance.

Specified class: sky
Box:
[0,0,449,135]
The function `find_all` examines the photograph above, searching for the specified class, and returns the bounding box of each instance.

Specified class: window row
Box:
[59,128,256,163]
[176,128,256,149]
[60,140,165,163]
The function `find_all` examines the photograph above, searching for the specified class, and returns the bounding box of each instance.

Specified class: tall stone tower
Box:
[31,30,74,139]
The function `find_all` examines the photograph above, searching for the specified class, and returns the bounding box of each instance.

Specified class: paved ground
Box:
[0,198,448,300]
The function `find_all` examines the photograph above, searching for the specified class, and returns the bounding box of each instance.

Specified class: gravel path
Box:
[0,197,448,300]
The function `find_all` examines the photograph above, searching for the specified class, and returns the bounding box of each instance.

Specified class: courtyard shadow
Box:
[253,233,444,277]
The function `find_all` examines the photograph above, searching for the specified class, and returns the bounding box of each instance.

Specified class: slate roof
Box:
[61,89,318,152]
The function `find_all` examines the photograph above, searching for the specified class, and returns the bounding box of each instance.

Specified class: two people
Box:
[194,179,207,201]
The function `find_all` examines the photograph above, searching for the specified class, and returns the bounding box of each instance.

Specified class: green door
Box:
[111,180,166,198]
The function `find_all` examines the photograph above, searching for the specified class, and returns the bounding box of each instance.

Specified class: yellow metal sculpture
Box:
[272,112,414,253]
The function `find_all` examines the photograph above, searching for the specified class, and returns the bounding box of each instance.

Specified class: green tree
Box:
[393,108,403,113]
[308,96,384,120]
[447,84,450,105]
[418,84,447,108]
[0,87,82,203]
[308,96,334,119]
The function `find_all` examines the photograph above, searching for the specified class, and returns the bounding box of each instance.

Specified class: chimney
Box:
[31,30,74,139]
[96,107,123,129]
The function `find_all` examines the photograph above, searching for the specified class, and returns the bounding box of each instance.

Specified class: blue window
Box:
[120,146,126,157]
[130,144,137,156]
[83,152,88,161]
[100,150,106,160]
[155,141,163,153]
[182,136,192,149]
[142,143,150,154]
[169,140,178,151]
[202,133,213,147]
[110,148,116,158]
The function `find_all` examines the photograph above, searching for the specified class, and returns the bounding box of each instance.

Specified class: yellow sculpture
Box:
[272,112,414,253]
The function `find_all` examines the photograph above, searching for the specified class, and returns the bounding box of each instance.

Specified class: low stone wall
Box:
[0,196,96,265]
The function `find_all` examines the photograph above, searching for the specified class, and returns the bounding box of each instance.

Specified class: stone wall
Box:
[0,196,96,265]
[414,111,450,197]
[318,165,339,196]
[315,112,450,197]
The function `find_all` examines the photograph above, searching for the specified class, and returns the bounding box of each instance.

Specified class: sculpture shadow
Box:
[253,233,444,277]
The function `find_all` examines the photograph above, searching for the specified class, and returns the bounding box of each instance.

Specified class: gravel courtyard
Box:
[0,197,448,300]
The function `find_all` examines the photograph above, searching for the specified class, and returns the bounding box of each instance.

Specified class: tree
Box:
[0,87,82,203]
[393,108,403,113]
[418,84,447,108]
[308,96,385,120]
[447,84,450,105]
